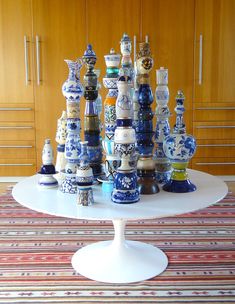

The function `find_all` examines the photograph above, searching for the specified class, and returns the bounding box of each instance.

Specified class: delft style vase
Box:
[62,59,83,101]
[101,48,121,191]
[163,90,197,193]
[38,139,58,188]
[154,67,171,184]
[76,141,94,206]
[111,75,139,204]
[136,42,159,195]
[61,58,84,194]
[83,44,103,178]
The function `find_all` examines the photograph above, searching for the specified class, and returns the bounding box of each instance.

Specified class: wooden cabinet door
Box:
[0,0,34,104]
[194,0,235,103]
[142,0,195,135]
[32,0,86,169]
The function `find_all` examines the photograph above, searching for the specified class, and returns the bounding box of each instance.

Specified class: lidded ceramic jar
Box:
[38,139,58,188]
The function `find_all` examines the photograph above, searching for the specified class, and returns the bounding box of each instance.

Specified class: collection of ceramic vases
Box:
[38,33,197,206]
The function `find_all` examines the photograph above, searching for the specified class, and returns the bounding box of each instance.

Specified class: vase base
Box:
[138,178,159,195]
[111,189,140,204]
[163,179,196,193]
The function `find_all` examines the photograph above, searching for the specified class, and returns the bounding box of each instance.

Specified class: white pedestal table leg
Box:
[71,219,168,283]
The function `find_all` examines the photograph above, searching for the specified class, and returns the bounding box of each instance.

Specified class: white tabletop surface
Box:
[12,170,228,221]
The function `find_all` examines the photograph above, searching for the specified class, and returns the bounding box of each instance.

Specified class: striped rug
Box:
[0,185,234,303]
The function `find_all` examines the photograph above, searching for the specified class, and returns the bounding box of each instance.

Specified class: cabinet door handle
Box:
[196,125,235,129]
[0,126,33,129]
[0,145,33,148]
[36,35,41,85]
[199,34,203,85]
[198,144,235,147]
[0,107,32,111]
[24,36,30,85]
[195,107,235,110]
[0,163,34,166]
[196,162,235,165]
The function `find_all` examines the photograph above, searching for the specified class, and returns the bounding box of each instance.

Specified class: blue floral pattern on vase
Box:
[62,59,83,102]
[164,134,196,161]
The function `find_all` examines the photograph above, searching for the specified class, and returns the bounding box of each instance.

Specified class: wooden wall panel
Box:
[0,0,34,104]
[194,0,235,103]
[142,0,195,135]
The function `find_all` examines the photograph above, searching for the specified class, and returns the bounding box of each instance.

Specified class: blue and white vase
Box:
[136,42,158,195]
[61,58,84,194]
[83,44,103,178]
[38,139,58,188]
[154,67,171,184]
[62,59,83,101]
[163,90,197,193]
[111,75,139,204]
[101,49,121,191]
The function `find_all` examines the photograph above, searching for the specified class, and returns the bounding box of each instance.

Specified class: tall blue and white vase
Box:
[154,67,171,184]
[60,59,84,194]
[163,90,197,193]
[136,42,159,194]
[83,44,103,179]
[111,75,139,204]
[76,141,94,206]
[101,49,121,191]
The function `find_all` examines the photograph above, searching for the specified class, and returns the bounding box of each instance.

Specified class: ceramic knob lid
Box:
[83,44,97,69]
[104,48,121,69]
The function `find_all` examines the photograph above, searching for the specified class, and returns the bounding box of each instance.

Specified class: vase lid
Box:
[83,44,96,58]
[120,33,131,43]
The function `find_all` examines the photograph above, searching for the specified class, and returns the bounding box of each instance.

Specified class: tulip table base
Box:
[72,219,168,283]
[12,170,228,284]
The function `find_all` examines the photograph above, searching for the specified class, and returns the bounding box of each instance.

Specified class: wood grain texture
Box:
[142,0,195,135]
[0,0,34,104]
[194,0,235,103]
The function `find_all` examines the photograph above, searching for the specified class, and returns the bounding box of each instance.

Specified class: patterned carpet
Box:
[0,184,235,303]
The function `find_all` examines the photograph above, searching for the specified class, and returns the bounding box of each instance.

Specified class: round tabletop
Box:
[12,169,228,221]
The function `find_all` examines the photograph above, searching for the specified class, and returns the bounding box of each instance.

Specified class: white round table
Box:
[12,169,228,284]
